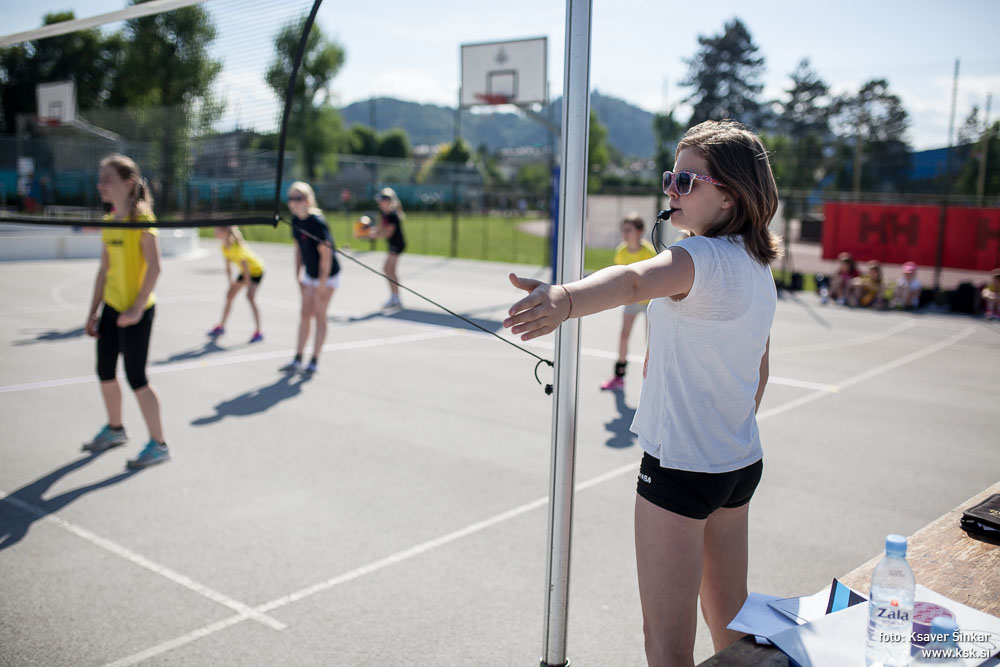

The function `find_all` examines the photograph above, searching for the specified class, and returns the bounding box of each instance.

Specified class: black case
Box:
[960,493,1000,538]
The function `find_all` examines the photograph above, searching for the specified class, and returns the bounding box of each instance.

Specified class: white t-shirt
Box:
[631,235,776,472]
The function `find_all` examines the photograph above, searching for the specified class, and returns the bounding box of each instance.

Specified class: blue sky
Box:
[6,0,1000,150]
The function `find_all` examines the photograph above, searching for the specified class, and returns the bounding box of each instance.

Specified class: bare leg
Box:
[297,285,316,357]
[699,504,751,652]
[100,379,123,427]
[618,312,638,363]
[246,282,261,332]
[384,253,400,299]
[635,494,706,667]
[133,384,164,443]
[311,286,335,359]
[219,283,241,327]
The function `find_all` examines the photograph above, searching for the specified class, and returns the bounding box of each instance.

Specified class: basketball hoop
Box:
[474,93,513,106]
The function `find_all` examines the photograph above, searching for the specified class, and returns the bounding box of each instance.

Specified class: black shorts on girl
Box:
[96,303,155,390]
[236,272,263,284]
[636,452,763,520]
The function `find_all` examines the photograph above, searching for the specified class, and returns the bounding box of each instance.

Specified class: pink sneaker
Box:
[600,376,624,391]
[249,331,264,343]
[208,325,224,336]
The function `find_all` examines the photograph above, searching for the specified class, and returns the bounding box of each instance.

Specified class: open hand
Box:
[85,313,100,338]
[503,273,571,341]
[116,306,142,327]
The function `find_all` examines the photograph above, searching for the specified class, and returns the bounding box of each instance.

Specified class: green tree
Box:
[652,108,683,175]
[517,163,550,192]
[475,143,505,186]
[831,79,910,192]
[266,20,346,178]
[956,119,999,199]
[106,0,223,208]
[681,18,765,126]
[776,59,832,191]
[347,124,378,155]
[440,138,472,164]
[376,127,411,159]
[0,11,120,133]
[588,109,609,191]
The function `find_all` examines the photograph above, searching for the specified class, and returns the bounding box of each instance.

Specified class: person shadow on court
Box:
[13,326,86,346]
[152,339,228,366]
[190,372,313,426]
[0,451,138,551]
[604,389,637,449]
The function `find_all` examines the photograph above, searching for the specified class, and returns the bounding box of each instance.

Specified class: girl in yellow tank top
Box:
[208,226,265,342]
[84,154,169,470]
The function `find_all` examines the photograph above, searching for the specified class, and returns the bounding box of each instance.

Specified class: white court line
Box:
[0,493,285,631]
[100,324,979,665]
[0,330,458,394]
[756,326,976,419]
[521,341,839,393]
[773,320,917,354]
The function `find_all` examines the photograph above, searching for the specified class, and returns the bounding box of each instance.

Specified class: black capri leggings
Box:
[96,303,155,390]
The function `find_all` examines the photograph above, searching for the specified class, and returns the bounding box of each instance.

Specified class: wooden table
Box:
[697,481,1000,666]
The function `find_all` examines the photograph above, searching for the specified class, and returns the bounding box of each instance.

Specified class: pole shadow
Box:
[0,451,139,551]
[14,326,86,346]
[190,372,313,426]
[604,389,637,449]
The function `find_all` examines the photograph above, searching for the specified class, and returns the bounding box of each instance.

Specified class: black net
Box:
[0,0,320,227]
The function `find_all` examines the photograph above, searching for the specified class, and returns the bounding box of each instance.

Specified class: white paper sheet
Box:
[727,592,798,643]
[768,585,1000,667]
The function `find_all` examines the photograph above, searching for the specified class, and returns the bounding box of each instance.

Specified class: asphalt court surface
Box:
[1,240,998,666]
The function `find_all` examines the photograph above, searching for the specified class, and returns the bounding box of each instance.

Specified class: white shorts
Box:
[300,273,341,289]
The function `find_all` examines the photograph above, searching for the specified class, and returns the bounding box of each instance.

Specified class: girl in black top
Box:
[282,181,339,374]
[372,187,406,309]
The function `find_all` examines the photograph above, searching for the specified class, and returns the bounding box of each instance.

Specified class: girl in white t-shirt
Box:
[504,120,780,666]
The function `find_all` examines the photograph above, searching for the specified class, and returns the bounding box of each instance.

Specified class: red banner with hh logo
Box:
[941,207,1000,271]
[822,203,1000,271]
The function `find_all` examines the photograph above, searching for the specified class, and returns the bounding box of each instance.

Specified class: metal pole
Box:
[934,58,960,295]
[977,94,992,206]
[541,1,591,665]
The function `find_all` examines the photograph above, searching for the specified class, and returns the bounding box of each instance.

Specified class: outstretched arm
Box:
[503,247,695,341]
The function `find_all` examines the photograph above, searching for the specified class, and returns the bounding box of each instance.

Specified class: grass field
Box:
[202,212,617,271]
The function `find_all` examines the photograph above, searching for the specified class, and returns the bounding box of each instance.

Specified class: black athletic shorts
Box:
[235,272,263,284]
[636,453,763,520]
[96,303,155,390]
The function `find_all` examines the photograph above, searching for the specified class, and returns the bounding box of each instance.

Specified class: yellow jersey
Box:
[614,240,657,305]
[613,239,657,266]
[222,241,265,277]
[102,213,158,312]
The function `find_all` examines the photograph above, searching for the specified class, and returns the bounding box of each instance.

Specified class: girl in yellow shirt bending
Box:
[208,226,265,342]
[83,154,169,469]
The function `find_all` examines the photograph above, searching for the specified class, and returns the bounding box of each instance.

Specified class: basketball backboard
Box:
[36,81,77,125]
[460,37,546,108]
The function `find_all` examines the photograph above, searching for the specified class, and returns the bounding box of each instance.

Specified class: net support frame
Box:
[540,1,592,666]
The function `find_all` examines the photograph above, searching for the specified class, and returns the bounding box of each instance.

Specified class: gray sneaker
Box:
[280,359,303,373]
[126,440,170,470]
[83,425,129,452]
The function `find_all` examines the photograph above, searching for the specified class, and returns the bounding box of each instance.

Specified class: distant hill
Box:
[340,90,656,158]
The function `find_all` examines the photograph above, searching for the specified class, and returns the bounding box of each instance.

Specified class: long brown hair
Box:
[100,154,154,220]
[675,120,781,265]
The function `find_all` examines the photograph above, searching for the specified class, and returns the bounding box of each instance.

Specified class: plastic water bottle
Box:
[866,534,916,667]
[913,616,963,665]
